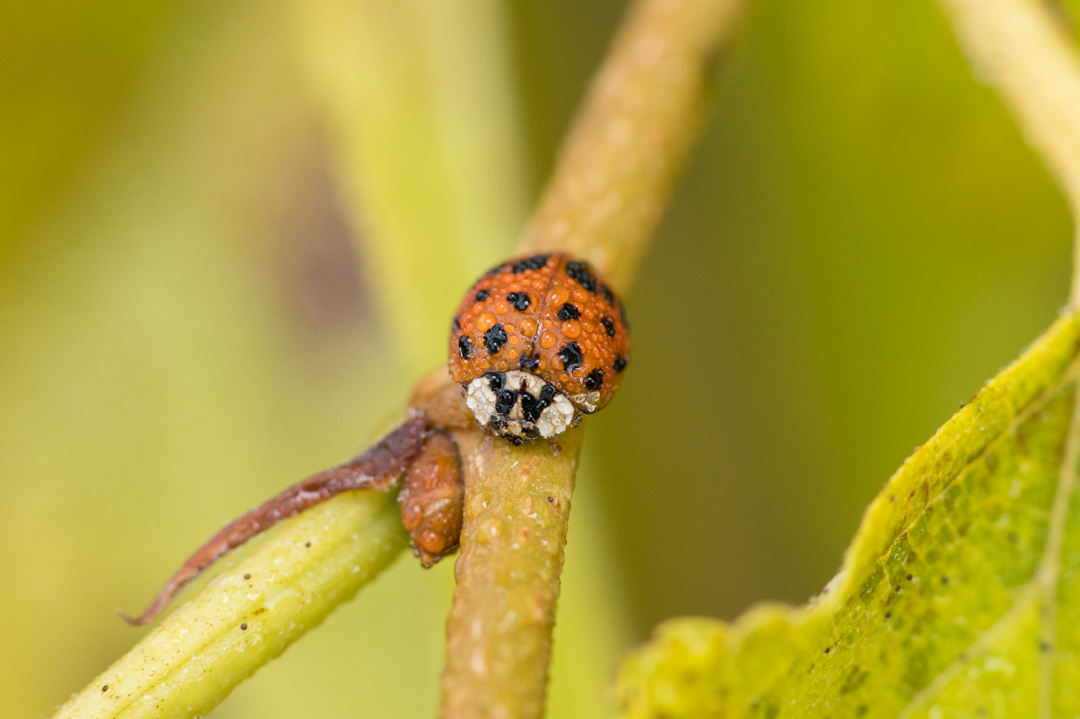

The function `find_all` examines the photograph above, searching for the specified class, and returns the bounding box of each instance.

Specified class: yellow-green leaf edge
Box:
[618,309,1080,718]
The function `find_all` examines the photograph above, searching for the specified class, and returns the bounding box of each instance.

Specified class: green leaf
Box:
[617,310,1080,717]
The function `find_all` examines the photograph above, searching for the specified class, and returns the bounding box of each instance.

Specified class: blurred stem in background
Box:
[290,0,529,372]
[53,0,625,717]
[938,0,1080,303]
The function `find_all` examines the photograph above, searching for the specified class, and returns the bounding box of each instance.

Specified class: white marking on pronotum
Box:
[465,370,576,440]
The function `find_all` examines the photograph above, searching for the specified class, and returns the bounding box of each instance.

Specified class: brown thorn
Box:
[120,413,428,626]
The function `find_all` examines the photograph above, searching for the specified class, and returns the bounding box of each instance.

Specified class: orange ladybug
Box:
[448,253,630,444]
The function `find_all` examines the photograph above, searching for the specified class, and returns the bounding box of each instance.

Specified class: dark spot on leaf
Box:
[243,573,251,580]
[240,623,248,631]
[102,685,109,692]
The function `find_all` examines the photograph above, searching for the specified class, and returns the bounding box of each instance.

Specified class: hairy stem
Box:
[55,491,407,719]
[54,2,526,717]
[439,0,754,717]
[520,0,750,292]
[938,0,1080,303]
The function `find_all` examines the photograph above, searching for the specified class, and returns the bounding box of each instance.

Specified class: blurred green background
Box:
[0,1,1071,717]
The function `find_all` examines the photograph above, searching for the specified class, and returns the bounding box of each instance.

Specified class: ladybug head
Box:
[464,370,578,445]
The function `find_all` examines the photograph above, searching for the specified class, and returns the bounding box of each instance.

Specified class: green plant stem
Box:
[439,1,753,717]
[54,491,407,719]
[440,429,584,719]
[520,0,750,293]
[938,0,1080,304]
[53,3,526,717]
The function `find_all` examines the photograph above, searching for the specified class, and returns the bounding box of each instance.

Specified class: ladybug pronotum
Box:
[448,252,630,444]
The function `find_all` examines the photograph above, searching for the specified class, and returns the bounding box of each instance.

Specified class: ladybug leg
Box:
[121,413,427,626]
[398,431,465,567]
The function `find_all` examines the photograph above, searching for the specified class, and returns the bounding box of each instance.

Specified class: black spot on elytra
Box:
[601,283,615,306]
[458,335,473,359]
[507,292,531,311]
[484,324,508,354]
[613,356,627,372]
[601,317,616,337]
[496,389,516,416]
[520,355,540,371]
[487,372,505,392]
[617,301,630,330]
[565,261,598,293]
[452,316,461,332]
[557,303,580,321]
[584,369,603,390]
[475,289,490,303]
[482,262,507,278]
[558,342,584,372]
[511,255,550,273]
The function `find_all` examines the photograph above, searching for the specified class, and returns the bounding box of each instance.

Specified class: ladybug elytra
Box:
[448,252,630,444]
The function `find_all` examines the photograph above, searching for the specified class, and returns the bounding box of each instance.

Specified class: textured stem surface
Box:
[439,0,754,717]
[520,0,750,292]
[55,490,408,719]
[440,429,583,719]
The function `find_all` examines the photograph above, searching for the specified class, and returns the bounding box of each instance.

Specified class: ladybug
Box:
[124,253,632,624]
[448,252,630,444]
